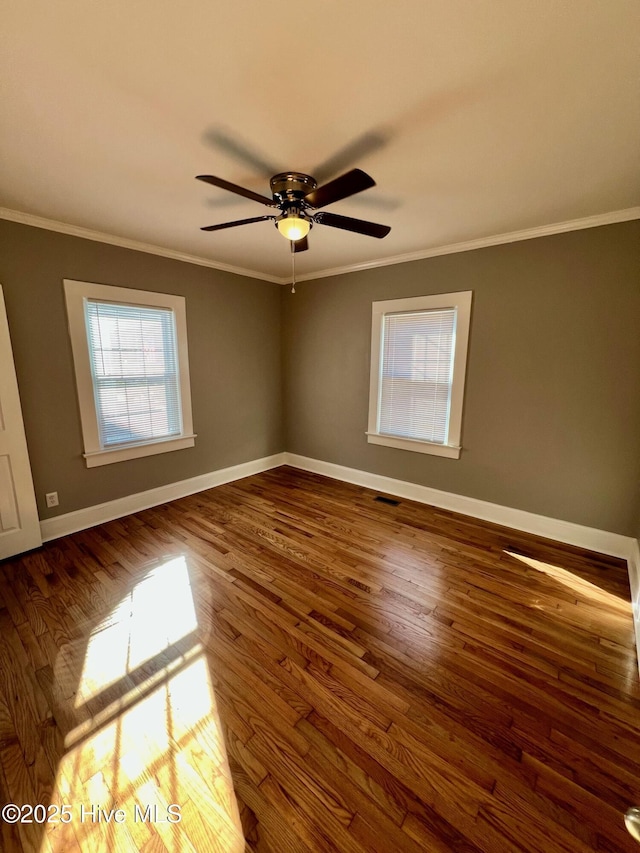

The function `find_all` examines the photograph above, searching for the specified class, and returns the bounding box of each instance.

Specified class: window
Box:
[64,280,195,467]
[367,291,472,458]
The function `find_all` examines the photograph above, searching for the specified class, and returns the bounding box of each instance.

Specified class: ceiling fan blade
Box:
[293,236,309,253]
[304,168,375,209]
[196,174,275,206]
[313,211,391,239]
[201,215,275,232]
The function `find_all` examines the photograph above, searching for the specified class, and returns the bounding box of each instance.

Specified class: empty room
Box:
[1,1,640,851]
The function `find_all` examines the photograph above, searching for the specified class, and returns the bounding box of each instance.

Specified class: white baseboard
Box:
[40,448,635,563]
[628,538,640,676]
[284,453,635,561]
[39,452,287,541]
[38,448,639,676]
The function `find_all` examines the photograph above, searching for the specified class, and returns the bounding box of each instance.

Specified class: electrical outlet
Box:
[45,492,59,508]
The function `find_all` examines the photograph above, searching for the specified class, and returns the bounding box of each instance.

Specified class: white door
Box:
[0,285,42,559]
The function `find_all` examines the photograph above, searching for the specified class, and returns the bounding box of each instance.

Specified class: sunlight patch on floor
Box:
[75,556,199,706]
[505,550,630,613]
[43,556,244,853]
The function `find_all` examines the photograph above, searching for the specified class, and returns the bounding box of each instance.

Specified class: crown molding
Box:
[2,205,638,287]
[292,206,640,283]
[0,207,282,284]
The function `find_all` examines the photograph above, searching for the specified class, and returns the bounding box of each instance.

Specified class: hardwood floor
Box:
[1,466,639,852]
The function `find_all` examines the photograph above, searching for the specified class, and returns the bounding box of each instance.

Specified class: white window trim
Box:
[367,290,472,459]
[64,279,195,468]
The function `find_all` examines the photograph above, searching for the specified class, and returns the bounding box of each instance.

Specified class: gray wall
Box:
[3,218,639,537]
[1,220,284,518]
[282,221,640,536]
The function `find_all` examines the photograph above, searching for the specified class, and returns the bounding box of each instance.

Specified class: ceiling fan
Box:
[196,168,391,252]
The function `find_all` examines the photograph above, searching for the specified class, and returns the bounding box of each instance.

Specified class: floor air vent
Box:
[374,495,400,506]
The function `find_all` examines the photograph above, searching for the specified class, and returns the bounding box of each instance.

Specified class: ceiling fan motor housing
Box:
[270,172,317,204]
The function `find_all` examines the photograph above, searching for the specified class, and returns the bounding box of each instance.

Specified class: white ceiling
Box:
[2,1,639,281]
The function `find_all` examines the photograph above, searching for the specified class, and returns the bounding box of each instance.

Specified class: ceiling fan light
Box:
[277,213,310,242]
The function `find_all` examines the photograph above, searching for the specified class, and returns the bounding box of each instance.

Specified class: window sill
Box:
[83,434,196,468]
[366,432,461,459]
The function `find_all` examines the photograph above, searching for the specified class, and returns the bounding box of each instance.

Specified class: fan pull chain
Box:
[290,242,296,293]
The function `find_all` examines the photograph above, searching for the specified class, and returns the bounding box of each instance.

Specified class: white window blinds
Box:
[379,308,456,444]
[85,300,182,448]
